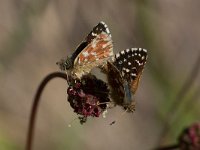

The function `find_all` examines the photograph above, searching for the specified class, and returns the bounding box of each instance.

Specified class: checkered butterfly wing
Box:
[62,21,113,79]
[107,48,147,111]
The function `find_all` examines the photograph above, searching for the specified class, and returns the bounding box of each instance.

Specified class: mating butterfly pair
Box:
[57,21,147,120]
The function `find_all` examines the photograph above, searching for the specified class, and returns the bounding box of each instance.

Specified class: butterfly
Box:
[106,48,147,112]
[57,21,114,79]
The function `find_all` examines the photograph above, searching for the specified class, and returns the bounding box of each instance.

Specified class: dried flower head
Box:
[179,122,200,150]
[67,74,110,124]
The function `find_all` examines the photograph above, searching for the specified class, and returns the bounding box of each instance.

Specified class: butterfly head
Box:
[56,56,73,71]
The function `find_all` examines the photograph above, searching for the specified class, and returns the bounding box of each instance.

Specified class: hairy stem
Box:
[25,72,68,150]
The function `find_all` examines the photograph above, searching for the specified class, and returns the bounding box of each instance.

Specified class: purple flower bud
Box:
[67,87,76,95]
[67,74,111,124]
[179,122,200,150]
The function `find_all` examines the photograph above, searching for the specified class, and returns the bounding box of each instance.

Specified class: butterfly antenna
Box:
[109,109,128,125]
[97,102,115,109]
[97,102,111,105]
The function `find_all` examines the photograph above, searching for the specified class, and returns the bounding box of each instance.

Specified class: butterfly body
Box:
[106,61,135,112]
[106,48,147,112]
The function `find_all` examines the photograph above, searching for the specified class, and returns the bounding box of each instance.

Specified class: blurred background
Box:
[0,0,200,150]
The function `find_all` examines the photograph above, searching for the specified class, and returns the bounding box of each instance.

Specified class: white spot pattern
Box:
[82,51,89,57]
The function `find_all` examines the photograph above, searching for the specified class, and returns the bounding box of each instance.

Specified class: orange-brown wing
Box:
[72,32,113,78]
[129,48,147,94]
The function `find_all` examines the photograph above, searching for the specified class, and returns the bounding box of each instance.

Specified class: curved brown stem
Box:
[25,72,68,150]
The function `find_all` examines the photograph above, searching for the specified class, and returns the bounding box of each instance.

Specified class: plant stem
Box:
[25,72,68,150]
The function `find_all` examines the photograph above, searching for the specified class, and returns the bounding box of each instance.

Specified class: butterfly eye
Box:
[64,57,73,69]
[56,57,73,70]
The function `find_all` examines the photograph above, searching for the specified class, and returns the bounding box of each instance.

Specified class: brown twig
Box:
[25,72,68,150]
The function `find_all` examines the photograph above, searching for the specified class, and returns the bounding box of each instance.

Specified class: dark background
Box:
[0,0,200,150]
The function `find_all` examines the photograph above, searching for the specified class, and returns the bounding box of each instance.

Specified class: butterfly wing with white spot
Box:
[71,22,113,78]
[106,48,147,112]
[113,48,147,94]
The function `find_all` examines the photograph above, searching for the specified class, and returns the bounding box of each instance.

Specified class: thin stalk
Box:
[25,72,68,150]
